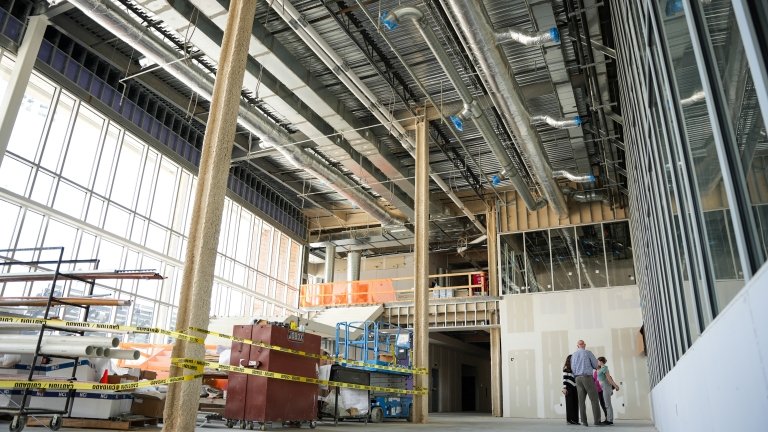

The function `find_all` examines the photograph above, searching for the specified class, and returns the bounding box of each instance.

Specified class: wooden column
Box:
[162,2,257,431]
[413,118,429,423]
[487,198,502,416]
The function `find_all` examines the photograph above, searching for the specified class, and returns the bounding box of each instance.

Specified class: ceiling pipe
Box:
[265,0,486,234]
[562,186,609,204]
[530,114,583,129]
[381,7,544,211]
[495,26,560,46]
[552,170,595,183]
[67,0,406,228]
[444,0,570,218]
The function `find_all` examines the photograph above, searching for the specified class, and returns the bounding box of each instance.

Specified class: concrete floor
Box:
[1,413,658,431]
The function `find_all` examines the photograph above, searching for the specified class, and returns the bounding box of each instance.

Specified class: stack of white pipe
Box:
[0,335,139,359]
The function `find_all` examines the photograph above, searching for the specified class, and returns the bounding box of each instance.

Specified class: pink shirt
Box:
[593,370,603,392]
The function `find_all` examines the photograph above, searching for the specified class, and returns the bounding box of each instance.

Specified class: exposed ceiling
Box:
[37,0,627,262]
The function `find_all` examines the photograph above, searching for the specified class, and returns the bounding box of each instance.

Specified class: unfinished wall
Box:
[499,285,651,420]
[308,252,450,282]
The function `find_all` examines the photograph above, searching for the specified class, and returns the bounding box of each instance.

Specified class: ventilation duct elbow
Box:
[449,102,481,132]
[496,27,560,46]
[553,170,595,183]
[531,114,582,129]
[380,7,423,30]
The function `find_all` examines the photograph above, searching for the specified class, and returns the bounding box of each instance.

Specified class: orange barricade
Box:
[300,279,395,307]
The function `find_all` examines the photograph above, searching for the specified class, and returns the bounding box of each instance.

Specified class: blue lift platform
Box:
[335,321,414,422]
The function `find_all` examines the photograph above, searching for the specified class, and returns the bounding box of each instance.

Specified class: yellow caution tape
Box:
[171,358,427,396]
[187,327,427,375]
[0,373,203,391]
[0,315,204,344]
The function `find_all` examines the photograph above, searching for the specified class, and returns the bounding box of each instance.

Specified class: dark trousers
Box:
[565,385,579,424]
[575,375,601,426]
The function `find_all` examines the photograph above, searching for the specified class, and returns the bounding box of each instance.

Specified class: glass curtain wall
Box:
[499,221,634,294]
[610,0,768,386]
[0,53,303,342]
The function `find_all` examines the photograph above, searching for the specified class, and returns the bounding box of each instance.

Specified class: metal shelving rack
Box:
[0,246,99,432]
[0,246,163,432]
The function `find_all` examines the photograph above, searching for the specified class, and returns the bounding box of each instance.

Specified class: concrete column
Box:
[0,15,48,168]
[486,199,502,416]
[162,1,257,431]
[413,118,429,423]
[324,243,336,283]
[346,250,360,281]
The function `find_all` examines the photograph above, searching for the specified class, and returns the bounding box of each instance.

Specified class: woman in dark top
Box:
[562,354,579,425]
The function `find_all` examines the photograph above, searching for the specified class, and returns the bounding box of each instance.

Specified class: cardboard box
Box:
[131,394,165,418]
[107,374,138,384]
[139,370,157,380]
[22,390,132,419]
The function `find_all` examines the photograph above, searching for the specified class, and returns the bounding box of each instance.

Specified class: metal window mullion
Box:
[683,0,765,281]
[732,0,768,139]
[649,0,716,328]
[648,44,696,350]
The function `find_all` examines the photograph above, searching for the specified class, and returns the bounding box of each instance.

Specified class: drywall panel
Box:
[650,263,768,432]
[499,285,650,420]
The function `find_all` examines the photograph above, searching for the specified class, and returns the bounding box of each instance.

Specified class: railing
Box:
[300,271,489,308]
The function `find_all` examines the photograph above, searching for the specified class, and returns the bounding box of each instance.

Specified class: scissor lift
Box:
[334,321,413,422]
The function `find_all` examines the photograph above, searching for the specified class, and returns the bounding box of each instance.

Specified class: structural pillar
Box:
[487,199,502,416]
[413,117,429,423]
[324,243,336,283]
[162,1,257,431]
[0,15,48,168]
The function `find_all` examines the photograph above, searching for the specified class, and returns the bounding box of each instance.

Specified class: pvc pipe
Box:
[0,341,97,356]
[1,334,120,348]
[103,348,141,360]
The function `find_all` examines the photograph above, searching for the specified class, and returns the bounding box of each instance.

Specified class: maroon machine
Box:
[224,323,320,430]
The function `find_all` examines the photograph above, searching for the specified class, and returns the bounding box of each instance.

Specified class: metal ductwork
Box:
[444,0,570,218]
[495,26,560,46]
[347,251,361,281]
[552,170,595,183]
[530,114,583,129]
[68,0,406,228]
[324,244,336,283]
[381,6,544,211]
[266,0,486,234]
[562,187,609,204]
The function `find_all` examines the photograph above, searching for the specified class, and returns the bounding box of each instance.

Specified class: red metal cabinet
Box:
[224,324,320,424]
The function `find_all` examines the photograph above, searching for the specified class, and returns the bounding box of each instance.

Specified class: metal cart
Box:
[223,323,319,430]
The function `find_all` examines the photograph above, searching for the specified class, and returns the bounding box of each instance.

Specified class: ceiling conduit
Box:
[381,7,544,211]
[265,0,486,234]
[444,0,570,218]
[67,0,406,228]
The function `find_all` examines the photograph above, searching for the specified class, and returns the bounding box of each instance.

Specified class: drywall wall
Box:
[499,285,651,420]
[650,264,768,432]
[429,341,492,413]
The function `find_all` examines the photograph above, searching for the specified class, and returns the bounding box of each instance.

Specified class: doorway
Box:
[430,368,439,412]
[461,364,477,411]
